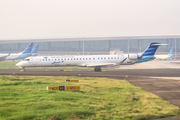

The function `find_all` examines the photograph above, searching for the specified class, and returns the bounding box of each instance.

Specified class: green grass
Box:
[0,76,179,120]
[0,61,19,69]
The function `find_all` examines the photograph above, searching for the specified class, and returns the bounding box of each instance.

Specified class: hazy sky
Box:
[0,0,180,39]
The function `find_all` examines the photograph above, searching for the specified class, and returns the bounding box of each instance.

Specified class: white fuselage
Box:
[16,54,133,68]
[0,54,9,61]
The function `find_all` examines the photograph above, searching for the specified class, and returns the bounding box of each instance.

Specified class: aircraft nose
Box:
[16,62,23,67]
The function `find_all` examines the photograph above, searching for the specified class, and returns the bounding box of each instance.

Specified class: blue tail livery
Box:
[22,43,34,54]
[31,44,39,56]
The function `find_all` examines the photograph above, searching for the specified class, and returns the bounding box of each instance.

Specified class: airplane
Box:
[16,42,165,72]
[5,43,33,60]
[31,45,39,56]
[0,52,10,61]
[154,47,173,60]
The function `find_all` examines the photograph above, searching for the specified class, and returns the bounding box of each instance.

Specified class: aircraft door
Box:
[91,57,96,64]
[32,57,37,65]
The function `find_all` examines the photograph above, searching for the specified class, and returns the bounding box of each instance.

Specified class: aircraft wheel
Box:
[98,67,102,72]
[94,68,98,72]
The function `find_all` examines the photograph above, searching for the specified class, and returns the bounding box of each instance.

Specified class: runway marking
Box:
[140,81,180,84]
[157,91,180,93]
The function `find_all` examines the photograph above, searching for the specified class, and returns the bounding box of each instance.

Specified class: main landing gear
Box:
[94,67,101,72]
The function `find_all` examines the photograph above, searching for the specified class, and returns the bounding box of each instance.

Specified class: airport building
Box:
[0,35,180,59]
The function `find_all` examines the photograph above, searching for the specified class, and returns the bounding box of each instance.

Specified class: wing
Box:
[85,63,116,67]
[0,55,8,61]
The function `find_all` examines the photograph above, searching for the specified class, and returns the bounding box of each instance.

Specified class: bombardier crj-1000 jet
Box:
[16,42,165,72]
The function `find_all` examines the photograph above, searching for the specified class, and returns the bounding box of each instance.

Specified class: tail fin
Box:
[31,44,39,56]
[141,42,164,57]
[166,47,173,59]
[168,47,173,56]
[31,44,39,54]
[22,43,34,54]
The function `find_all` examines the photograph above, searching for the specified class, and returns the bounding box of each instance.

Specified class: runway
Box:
[1,68,180,119]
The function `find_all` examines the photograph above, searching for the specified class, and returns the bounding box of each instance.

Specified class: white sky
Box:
[0,0,180,39]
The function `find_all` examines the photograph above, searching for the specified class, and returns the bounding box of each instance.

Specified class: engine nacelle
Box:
[128,54,140,60]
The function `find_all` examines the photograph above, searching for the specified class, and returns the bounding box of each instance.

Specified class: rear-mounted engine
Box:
[128,54,140,60]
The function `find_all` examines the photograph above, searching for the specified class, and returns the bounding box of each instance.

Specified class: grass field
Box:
[0,61,90,70]
[0,75,179,120]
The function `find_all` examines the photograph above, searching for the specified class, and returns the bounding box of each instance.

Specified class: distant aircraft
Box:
[31,45,39,56]
[154,47,173,60]
[6,43,33,60]
[0,53,10,61]
[16,42,165,72]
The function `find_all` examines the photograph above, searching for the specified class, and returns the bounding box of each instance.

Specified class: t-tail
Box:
[119,42,165,65]
[31,44,39,56]
[22,43,34,54]
[135,42,165,64]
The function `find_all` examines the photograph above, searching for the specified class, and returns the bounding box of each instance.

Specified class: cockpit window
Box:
[25,59,30,61]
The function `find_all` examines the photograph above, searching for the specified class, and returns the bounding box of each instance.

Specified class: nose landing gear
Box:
[22,67,26,72]
[94,67,102,72]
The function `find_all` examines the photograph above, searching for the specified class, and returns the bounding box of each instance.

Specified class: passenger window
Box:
[89,58,91,60]
[83,58,84,60]
[80,58,81,60]
[111,57,113,59]
[93,58,95,60]
[74,58,75,60]
[108,57,110,59]
[101,58,103,59]
[68,58,69,60]
[77,58,78,60]
[49,59,50,61]
[61,59,63,60]
[117,57,119,59]
[104,57,106,59]
[86,58,87,60]
[64,59,66,60]
[98,58,99,60]
[71,58,73,60]
[114,57,116,59]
